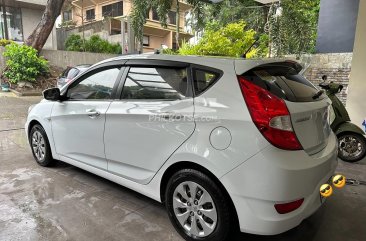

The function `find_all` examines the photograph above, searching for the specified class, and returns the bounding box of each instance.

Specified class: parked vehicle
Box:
[319,78,366,162]
[57,64,91,88]
[26,55,337,241]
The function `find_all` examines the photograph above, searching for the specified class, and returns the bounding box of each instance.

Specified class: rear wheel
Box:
[30,124,55,167]
[338,133,366,162]
[165,169,234,241]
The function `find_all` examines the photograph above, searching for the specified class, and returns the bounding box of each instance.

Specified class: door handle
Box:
[86,109,100,118]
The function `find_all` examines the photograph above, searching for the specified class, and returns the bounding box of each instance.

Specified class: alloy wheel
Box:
[172,181,217,238]
[32,130,46,162]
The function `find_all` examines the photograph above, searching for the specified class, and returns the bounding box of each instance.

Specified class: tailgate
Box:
[286,99,332,155]
[239,60,332,155]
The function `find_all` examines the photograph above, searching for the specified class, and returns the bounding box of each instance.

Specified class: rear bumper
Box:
[220,132,338,235]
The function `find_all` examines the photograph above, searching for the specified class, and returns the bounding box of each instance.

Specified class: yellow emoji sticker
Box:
[320,184,333,197]
[332,174,346,188]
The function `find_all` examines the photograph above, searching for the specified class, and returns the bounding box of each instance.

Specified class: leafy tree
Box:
[203,0,320,56]
[269,0,320,56]
[204,0,268,33]
[3,43,49,84]
[177,21,268,58]
[131,0,206,49]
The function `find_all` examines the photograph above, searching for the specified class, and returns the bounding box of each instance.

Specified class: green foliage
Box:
[65,34,122,54]
[131,0,206,43]
[65,34,84,52]
[0,39,14,47]
[203,0,320,56]
[161,48,178,55]
[3,43,49,84]
[177,21,268,58]
[85,35,122,54]
[270,0,320,56]
[204,0,266,33]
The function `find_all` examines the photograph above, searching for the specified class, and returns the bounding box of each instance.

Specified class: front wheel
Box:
[338,133,366,162]
[29,124,55,167]
[165,169,235,241]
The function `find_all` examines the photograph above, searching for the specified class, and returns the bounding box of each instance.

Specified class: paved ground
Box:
[0,93,366,241]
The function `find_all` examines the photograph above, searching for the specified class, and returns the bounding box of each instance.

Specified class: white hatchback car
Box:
[26,54,337,241]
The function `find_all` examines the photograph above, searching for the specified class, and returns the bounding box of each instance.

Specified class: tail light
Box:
[238,76,302,150]
[274,198,304,214]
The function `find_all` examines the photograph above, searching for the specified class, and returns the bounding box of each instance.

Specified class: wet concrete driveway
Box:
[0,94,366,241]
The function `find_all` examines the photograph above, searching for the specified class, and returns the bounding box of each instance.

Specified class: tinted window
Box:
[121,67,188,100]
[86,9,95,20]
[102,1,123,17]
[243,66,325,102]
[168,11,177,25]
[67,67,121,100]
[61,67,71,78]
[193,69,220,95]
[66,68,79,79]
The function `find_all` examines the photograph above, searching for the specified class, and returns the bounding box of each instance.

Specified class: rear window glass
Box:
[121,67,188,100]
[243,66,325,102]
[193,68,221,96]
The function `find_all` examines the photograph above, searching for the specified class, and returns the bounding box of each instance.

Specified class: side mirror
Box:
[43,88,61,101]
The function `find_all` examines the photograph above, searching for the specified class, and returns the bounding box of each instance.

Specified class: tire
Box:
[29,124,55,167]
[165,169,234,241]
[338,133,366,163]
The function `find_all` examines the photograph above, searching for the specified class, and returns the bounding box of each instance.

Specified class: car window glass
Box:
[61,67,70,77]
[67,67,121,100]
[193,69,219,95]
[244,67,324,102]
[67,68,79,79]
[121,67,188,100]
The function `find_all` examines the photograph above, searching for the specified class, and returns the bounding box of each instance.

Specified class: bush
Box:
[177,21,268,58]
[65,34,122,54]
[65,34,84,52]
[0,39,14,47]
[3,43,49,84]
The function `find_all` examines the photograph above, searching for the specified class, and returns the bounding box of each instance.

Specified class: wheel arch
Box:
[335,122,365,137]
[160,161,239,230]
[27,119,42,140]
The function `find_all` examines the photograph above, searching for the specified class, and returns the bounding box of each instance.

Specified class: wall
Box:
[21,7,57,50]
[289,53,353,105]
[316,0,360,53]
[347,0,366,128]
[40,50,119,69]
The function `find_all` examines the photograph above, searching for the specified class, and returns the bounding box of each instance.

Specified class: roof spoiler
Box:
[234,60,303,75]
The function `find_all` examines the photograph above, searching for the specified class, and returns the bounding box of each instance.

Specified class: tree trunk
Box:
[25,0,65,52]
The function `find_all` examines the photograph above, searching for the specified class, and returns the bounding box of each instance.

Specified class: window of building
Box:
[0,6,24,42]
[86,9,95,21]
[143,36,150,46]
[63,10,72,21]
[168,11,176,25]
[121,67,189,100]
[152,7,159,21]
[67,67,121,100]
[102,1,123,17]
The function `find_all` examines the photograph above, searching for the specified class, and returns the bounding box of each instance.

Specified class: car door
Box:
[51,65,124,170]
[104,61,195,184]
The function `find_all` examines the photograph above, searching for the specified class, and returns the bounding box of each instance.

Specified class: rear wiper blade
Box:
[312,90,324,100]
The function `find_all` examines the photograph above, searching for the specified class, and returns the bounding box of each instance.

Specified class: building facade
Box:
[1,0,57,50]
[60,0,193,53]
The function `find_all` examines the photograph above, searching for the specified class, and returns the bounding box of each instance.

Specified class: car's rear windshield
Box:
[242,65,325,102]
